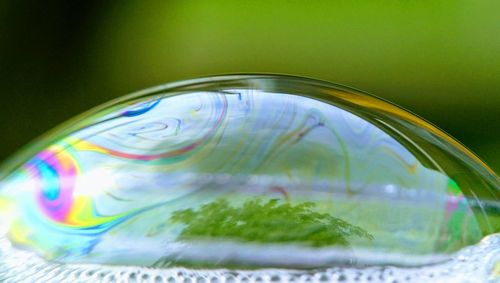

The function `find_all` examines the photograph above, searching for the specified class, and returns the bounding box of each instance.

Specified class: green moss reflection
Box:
[170,198,373,247]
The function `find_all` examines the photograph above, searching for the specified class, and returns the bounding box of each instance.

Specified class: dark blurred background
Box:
[0,1,499,173]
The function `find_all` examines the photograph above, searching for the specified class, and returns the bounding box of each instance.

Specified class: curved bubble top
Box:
[0,75,498,281]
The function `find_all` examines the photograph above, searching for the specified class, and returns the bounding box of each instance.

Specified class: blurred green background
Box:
[0,0,499,173]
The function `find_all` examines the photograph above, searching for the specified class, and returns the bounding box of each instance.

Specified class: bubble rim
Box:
[0,74,496,180]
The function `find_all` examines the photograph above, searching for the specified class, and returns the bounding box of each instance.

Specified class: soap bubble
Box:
[0,75,498,282]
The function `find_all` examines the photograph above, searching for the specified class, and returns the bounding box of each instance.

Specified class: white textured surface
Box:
[1,234,499,283]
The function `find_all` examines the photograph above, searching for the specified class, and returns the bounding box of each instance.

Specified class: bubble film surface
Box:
[0,75,498,282]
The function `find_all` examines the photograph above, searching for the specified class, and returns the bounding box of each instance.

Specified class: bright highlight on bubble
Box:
[0,75,498,282]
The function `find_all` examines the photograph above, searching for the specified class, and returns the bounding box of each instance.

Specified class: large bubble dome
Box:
[0,75,498,283]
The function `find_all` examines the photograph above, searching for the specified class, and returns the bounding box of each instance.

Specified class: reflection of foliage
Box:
[170,198,373,247]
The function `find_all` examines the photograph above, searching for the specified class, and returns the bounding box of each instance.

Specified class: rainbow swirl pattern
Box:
[0,89,481,266]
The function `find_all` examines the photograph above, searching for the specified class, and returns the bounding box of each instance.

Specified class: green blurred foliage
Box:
[171,198,373,247]
[0,0,499,173]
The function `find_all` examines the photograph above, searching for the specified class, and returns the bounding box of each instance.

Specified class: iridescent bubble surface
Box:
[0,75,498,282]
